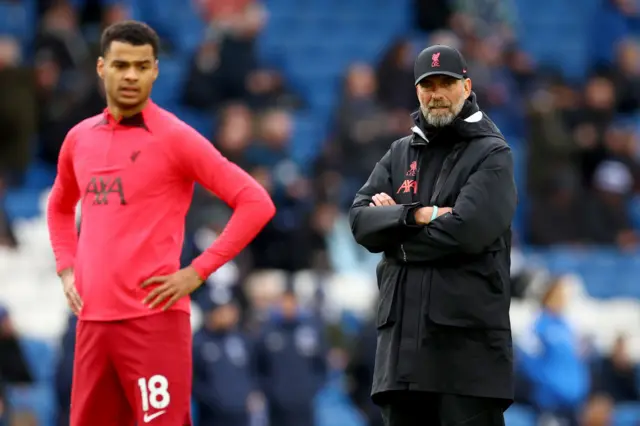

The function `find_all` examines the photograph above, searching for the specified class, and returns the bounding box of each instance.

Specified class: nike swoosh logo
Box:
[143,411,166,423]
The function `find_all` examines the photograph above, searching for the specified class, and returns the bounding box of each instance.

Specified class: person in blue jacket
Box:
[192,289,260,426]
[517,277,590,426]
[255,289,328,426]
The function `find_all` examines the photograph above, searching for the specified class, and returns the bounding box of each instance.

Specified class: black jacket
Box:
[349,93,517,406]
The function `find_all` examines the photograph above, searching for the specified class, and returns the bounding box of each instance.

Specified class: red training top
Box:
[47,101,275,321]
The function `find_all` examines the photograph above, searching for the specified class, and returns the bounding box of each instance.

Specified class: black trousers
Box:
[378,391,506,426]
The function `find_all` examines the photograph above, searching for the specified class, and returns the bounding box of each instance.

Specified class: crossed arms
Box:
[349,145,517,261]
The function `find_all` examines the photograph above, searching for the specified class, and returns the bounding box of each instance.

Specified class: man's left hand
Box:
[141,266,204,310]
[370,193,396,206]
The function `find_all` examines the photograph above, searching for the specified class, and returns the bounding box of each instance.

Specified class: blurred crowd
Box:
[0,0,639,425]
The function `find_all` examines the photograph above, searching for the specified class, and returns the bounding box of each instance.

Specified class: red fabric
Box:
[71,311,193,425]
[197,0,253,21]
[47,100,275,320]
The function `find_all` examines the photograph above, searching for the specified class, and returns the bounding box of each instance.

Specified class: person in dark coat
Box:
[54,313,77,426]
[349,44,517,426]
[345,320,383,426]
[192,289,259,426]
[255,290,327,426]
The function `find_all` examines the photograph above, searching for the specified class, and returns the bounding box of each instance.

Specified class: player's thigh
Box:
[438,394,505,426]
[113,312,192,426]
[71,320,135,426]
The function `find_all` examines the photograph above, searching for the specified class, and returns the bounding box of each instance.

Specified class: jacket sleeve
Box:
[400,145,517,260]
[349,148,418,253]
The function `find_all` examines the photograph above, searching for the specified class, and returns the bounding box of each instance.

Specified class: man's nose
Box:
[124,68,138,81]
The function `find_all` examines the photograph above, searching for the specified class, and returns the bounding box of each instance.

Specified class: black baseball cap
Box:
[414,44,468,85]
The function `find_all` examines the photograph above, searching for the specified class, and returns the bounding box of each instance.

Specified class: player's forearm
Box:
[46,195,78,273]
[190,186,275,279]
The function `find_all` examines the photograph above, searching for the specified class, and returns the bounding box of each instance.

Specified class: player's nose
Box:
[123,68,139,81]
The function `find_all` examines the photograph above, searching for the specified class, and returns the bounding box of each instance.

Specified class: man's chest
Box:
[391,143,472,206]
[73,130,179,207]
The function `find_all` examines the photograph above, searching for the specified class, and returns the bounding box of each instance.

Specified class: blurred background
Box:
[0,0,639,425]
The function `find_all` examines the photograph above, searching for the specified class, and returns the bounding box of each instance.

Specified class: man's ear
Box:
[463,78,472,99]
[97,57,105,80]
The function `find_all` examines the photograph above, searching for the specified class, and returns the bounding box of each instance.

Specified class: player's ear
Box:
[97,57,105,80]
[152,59,159,82]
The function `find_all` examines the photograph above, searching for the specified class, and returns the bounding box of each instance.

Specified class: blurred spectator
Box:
[462,37,517,112]
[0,306,33,425]
[53,314,76,426]
[245,69,304,112]
[182,35,227,110]
[35,45,103,166]
[376,40,418,112]
[591,0,640,68]
[246,109,324,272]
[612,38,640,114]
[572,75,617,187]
[413,0,452,32]
[0,37,37,181]
[518,278,591,426]
[34,1,89,73]
[331,64,390,205]
[450,0,517,40]
[503,45,536,95]
[344,320,382,426]
[581,393,615,426]
[214,103,254,169]
[255,291,327,426]
[593,335,640,402]
[583,160,639,249]
[529,171,586,246]
[526,75,581,195]
[0,181,18,250]
[193,0,267,103]
[192,291,261,426]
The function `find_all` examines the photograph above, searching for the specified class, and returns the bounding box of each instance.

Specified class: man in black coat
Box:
[349,44,517,426]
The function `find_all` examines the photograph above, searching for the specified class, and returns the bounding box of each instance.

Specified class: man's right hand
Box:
[60,269,83,315]
[414,206,453,225]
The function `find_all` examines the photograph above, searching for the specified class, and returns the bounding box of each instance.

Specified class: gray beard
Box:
[420,98,465,127]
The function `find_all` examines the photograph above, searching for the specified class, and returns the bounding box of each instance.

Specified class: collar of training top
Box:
[94,100,155,132]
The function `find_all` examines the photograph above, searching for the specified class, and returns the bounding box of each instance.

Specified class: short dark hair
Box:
[100,20,160,58]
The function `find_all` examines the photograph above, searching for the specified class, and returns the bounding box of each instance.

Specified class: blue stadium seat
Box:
[0,0,35,43]
[629,195,640,230]
[152,56,187,107]
[504,404,536,426]
[4,188,42,220]
[613,403,640,426]
[22,161,57,191]
[8,383,56,426]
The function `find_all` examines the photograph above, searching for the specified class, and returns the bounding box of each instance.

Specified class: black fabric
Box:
[349,92,517,403]
[379,391,506,426]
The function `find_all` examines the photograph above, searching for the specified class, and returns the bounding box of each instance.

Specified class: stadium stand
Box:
[0,0,639,425]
